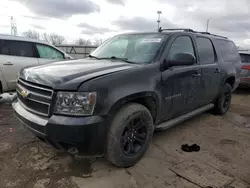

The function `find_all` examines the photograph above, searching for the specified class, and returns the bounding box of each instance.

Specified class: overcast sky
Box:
[0,0,250,47]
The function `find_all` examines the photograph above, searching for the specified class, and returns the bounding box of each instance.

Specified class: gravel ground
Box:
[0,89,250,188]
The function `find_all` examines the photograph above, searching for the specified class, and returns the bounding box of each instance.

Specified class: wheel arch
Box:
[108,92,160,124]
[224,75,235,88]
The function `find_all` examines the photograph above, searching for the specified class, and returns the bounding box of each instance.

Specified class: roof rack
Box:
[196,32,228,39]
[158,27,228,39]
[158,27,194,32]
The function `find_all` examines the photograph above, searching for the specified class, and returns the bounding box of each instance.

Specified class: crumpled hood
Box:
[19,59,137,90]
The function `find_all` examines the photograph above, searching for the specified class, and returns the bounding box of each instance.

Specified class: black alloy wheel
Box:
[120,117,148,156]
[222,91,230,110]
[213,83,232,115]
[106,103,154,167]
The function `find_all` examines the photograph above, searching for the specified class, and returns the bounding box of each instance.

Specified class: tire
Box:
[0,81,2,94]
[106,103,154,167]
[213,83,232,115]
[0,81,2,99]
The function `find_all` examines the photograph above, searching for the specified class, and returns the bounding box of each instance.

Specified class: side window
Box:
[240,54,247,62]
[36,44,64,59]
[196,37,215,64]
[214,39,240,62]
[240,54,250,63]
[167,36,195,62]
[0,40,35,58]
[246,54,250,62]
[0,40,10,55]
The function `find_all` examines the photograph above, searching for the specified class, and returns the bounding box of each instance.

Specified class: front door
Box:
[0,40,39,91]
[160,35,201,121]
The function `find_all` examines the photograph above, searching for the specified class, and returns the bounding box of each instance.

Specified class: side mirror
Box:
[164,53,196,69]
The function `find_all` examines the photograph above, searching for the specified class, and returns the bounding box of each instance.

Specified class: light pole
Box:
[206,18,212,32]
[157,11,162,30]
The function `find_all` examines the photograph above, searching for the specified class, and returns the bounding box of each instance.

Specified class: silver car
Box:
[239,50,250,88]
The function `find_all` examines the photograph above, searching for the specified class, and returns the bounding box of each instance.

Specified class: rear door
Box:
[195,36,220,104]
[35,43,65,64]
[0,40,39,90]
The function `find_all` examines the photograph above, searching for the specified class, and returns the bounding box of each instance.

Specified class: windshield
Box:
[90,34,166,64]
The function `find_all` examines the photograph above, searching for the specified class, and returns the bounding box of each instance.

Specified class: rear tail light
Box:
[242,65,250,70]
[241,65,250,77]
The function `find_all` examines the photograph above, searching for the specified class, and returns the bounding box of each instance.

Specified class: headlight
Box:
[54,92,96,116]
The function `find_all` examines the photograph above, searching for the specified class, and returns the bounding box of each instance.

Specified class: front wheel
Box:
[213,83,232,115]
[106,103,154,167]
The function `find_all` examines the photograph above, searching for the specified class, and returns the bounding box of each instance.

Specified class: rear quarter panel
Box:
[212,38,242,90]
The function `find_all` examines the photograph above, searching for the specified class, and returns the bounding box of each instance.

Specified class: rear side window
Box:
[36,44,64,59]
[214,39,240,62]
[0,40,35,58]
[196,37,215,64]
[0,40,9,55]
[240,53,250,63]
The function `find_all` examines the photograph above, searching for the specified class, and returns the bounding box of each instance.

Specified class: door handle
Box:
[192,73,201,77]
[3,62,13,66]
[214,68,221,74]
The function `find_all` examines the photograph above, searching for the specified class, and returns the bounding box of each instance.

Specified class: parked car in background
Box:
[239,50,250,88]
[13,29,241,167]
[0,35,73,94]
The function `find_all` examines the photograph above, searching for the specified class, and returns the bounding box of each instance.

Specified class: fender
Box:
[78,64,163,123]
[107,91,160,122]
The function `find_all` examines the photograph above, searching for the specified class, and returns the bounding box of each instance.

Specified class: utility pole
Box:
[206,18,211,32]
[157,11,162,30]
[11,16,17,36]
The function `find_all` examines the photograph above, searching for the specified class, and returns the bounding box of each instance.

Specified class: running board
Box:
[155,103,214,130]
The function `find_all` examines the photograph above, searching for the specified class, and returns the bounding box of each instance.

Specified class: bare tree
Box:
[22,30,40,39]
[75,38,90,45]
[41,32,65,45]
[41,33,50,43]
[49,33,65,45]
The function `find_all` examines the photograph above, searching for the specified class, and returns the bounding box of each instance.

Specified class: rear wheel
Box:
[213,83,232,115]
[106,103,154,167]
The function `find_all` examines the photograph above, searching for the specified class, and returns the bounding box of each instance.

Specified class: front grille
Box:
[16,78,53,117]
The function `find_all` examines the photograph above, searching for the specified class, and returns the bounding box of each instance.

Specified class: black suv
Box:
[13,29,241,167]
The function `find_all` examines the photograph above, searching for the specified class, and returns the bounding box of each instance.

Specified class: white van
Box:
[0,35,73,93]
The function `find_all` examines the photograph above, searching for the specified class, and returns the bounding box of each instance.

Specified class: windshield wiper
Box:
[101,56,137,64]
[88,54,101,60]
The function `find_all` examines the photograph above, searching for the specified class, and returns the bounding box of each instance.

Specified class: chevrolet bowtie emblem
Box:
[20,90,30,98]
